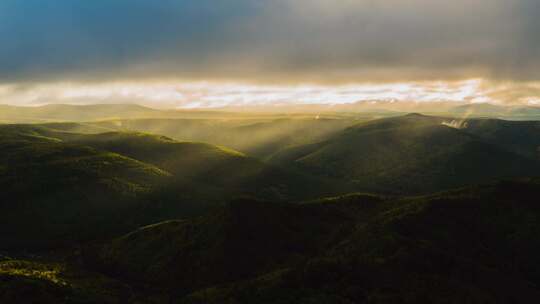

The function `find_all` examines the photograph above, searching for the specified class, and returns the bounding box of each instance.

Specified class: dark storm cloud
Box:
[0,0,538,83]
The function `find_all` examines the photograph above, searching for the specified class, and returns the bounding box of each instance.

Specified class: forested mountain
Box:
[271,114,540,194]
[2,113,540,303]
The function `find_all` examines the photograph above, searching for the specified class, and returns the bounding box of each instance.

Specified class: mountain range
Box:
[2,108,540,303]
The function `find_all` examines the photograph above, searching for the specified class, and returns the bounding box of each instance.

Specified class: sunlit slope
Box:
[0,258,137,304]
[88,117,358,158]
[0,127,170,249]
[11,124,346,201]
[270,114,540,194]
[41,130,344,200]
[55,131,249,177]
[90,180,540,303]
[5,107,361,158]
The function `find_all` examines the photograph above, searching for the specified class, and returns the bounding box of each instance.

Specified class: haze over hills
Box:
[87,117,359,159]
[2,110,540,302]
[57,130,344,200]
[215,101,540,120]
[0,104,164,123]
[449,103,540,119]
[2,102,540,124]
[2,112,540,249]
[10,112,540,197]
[3,0,540,302]
[0,103,325,123]
[0,123,347,250]
[3,102,540,159]
[0,104,365,158]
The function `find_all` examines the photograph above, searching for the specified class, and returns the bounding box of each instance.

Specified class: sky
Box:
[0,0,539,108]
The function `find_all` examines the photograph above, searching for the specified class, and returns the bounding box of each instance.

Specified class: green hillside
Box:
[0,124,346,250]
[0,257,139,304]
[81,179,540,303]
[3,113,540,303]
[464,119,540,160]
[88,117,358,158]
[39,129,347,201]
[271,114,540,194]
[0,127,170,249]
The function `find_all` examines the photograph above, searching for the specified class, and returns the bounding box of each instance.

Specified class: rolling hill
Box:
[90,194,384,294]
[31,128,346,201]
[87,117,358,158]
[270,114,540,194]
[0,257,137,304]
[0,104,375,158]
[0,124,348,250]
[83,179,540,303]
[0,126,171,249]
[464,119,540,160]
[3,112,540,303]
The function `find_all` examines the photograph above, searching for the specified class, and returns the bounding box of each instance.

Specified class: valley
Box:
[1,105,540,303]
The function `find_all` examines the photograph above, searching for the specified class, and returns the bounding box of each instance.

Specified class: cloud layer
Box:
[2,79,539,108]
[1,0,539,84]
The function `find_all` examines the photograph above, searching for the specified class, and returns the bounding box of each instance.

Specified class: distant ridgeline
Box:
[270,113,540,193]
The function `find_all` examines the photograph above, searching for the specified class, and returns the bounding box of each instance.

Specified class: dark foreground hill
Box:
[270,114,540,194]
[81,179,540,303]
[91,195,383,294]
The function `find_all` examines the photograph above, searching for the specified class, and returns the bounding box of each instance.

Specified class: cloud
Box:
[0,0,539,84]
[2,79,539,108]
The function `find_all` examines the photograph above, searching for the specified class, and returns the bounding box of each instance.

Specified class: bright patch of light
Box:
[0,79,539,108]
